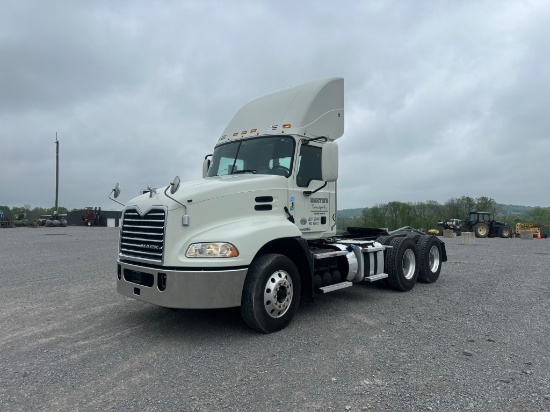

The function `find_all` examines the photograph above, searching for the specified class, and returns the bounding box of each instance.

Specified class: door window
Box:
[296,145,322,187]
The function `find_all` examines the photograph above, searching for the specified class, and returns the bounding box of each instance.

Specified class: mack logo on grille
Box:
[120,206,166,264]
[139,244,160,250]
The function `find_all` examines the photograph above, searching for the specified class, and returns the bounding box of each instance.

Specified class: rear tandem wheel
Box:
[416,235,442,283]
[385,237,419,292]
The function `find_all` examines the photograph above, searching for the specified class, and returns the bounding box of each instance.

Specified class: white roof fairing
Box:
[218,77,344,146]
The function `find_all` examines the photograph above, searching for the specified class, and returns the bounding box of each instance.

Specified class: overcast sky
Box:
[1,0,549,211]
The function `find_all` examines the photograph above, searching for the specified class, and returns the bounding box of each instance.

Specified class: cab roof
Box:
[217,77,344,146]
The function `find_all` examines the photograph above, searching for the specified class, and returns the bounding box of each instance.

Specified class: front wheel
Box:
[241,254,301,333]
[386,237,419,291]
[499,226,512,238]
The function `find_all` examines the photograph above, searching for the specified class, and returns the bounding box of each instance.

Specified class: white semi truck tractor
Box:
[113,77,447,333]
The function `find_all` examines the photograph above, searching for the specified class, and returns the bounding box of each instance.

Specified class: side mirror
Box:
[170,176,180,194]
[113,183,121,198]
[108,183,125,206]
[202,156,211,178]
[321,141,338,182]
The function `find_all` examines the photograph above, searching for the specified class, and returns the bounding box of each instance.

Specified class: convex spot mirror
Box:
[170,176,181,194]
[113,183,121,198]
[321,141,338,182]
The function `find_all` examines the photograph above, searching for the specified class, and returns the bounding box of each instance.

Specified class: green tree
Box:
[412,200,443,229]
[0,206,11,219]
[361,204,388,229]
[528,207,550,224]
[475,196,497,215]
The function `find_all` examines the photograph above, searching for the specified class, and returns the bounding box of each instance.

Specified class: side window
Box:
[268,157,291,169]
[218,157,244,175]
[296,145,322,187]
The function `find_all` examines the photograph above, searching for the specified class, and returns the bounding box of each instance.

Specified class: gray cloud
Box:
[1,0,549,211]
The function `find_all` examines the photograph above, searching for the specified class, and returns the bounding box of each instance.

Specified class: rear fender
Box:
[439,240,448,262]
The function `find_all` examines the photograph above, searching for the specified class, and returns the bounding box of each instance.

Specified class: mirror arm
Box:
[108,190,125,206]
[300,136,328,145]
[303,182,327,197]
[163,186,187,214]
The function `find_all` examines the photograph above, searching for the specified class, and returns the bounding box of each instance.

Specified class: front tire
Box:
[386,237,419,291]
[416,235,442,283]
[499,226,511,238]
[241,254,301,333]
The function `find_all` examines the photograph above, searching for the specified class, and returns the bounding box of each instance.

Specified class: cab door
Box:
[288,141,336,238]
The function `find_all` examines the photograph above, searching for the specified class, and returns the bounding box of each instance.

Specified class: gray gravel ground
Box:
[0,227,549,412]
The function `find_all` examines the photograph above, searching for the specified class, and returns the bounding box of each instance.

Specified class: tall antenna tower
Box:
[55,133,59,214]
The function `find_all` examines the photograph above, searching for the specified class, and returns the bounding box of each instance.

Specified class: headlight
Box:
[186,242,239,258]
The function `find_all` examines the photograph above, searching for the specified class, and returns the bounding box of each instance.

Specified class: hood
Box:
[125,174,288,212]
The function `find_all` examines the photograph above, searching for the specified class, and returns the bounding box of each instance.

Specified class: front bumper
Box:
[117,260,248,309]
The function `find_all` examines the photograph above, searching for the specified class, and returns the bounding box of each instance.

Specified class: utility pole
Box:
[55,133,59,214]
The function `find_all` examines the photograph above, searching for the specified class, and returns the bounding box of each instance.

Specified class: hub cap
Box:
[264,270,293,318]
[402,249,416,280]
[429,245,440,273]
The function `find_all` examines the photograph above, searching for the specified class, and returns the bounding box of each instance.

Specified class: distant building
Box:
[67,208,122,227]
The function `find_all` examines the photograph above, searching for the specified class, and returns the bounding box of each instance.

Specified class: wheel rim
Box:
[264,270,293,319]
[478,226,487,236]
[428,244,440,273]
[402,249,416,280]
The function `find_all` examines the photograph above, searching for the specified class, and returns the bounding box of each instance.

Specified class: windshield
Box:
[207,136,295,177]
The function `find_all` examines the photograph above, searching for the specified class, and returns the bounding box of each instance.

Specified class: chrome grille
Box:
[119,207,166,263]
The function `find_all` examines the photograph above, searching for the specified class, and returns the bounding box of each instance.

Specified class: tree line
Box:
[337,196,550,231]
[0,204,70,222]
[3,197,550,231]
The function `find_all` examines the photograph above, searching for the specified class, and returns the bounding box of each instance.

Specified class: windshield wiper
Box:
[231,169,257,174]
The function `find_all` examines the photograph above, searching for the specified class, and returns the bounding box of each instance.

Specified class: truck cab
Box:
[115,77,447,333]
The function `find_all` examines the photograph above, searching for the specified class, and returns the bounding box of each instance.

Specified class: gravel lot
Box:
[0,227,549,412]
